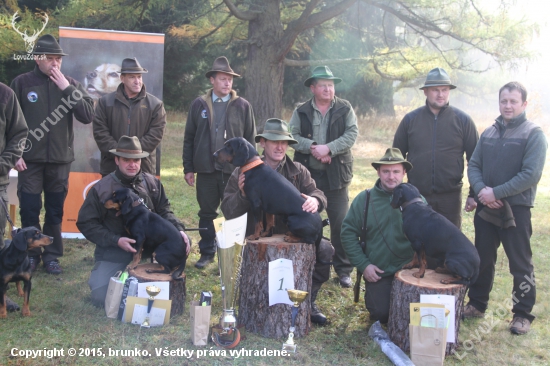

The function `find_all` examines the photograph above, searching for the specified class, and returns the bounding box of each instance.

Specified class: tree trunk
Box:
[244,0,286,131]
[128,263,186,317]
[238,235,316,338]
[387,269,466,356]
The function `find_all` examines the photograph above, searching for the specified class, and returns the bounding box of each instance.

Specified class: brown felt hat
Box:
[119,58,148,74]
[109,136,149,158]
[371,148,413,171]
[205,56,240,78]
[33,34,67,56]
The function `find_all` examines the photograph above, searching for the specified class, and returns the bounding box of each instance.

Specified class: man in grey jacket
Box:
[463,82,547,335]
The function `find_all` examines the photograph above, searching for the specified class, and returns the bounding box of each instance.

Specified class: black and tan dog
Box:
[104,188,187,279]
[0,227,53,318]
[390,183,480,285]
[214,137,322,244]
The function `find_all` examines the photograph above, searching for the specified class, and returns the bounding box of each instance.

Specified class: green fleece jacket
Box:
[0,83,28,185]
[341,180,414,276]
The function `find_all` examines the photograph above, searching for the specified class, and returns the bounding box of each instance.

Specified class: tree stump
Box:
[128,263,186,317]
[238,235,316,339]
[387,269,467,356]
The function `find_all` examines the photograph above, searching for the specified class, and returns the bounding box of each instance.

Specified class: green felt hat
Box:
[304,66,342,87]
[255,118,297,144]
[371,148,413,171]
[420,68,456,90]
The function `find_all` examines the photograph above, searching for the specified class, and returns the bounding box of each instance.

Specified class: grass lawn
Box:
[1,111,549,365]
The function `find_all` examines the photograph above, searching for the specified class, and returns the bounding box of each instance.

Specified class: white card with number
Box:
[268,258,294,306]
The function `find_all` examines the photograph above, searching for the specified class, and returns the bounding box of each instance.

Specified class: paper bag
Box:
[105,272,124,318]
[409,315,447,366]
[190,301,211,346]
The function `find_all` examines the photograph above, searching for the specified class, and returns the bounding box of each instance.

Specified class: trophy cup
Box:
[212,242,245,347]
[282,289,309,353]
[141,285,161,328]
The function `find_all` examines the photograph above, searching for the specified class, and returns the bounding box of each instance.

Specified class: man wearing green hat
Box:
[341,148,417,324]
[289,66,358,288]
[221,118,333,325]
[393,67,478,229]
[10,34,94,275]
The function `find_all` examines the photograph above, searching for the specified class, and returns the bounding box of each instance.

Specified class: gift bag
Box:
[190,300,211,346]
[105,272,125,318]
[409,315,447,366]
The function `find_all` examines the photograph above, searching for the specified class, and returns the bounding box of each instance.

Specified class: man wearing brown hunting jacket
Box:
[93,58,166,176]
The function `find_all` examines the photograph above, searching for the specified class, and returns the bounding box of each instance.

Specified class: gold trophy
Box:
[141,285,161,328]
[211,215,246,348]
[282,289,309,353]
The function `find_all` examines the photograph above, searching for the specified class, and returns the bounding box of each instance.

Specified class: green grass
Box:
[1,111,549,365]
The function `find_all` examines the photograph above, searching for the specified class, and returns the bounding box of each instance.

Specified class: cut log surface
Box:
[387,269,467,356]
[128,263,186,317]
[238,235,316,339]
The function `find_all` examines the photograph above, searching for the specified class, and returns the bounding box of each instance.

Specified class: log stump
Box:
[238,235,316,339]
[387,269,467,356]
[128,263,186,317]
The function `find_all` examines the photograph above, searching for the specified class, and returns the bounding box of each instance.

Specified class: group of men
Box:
[1,34,547,337]
[341,70,547,336]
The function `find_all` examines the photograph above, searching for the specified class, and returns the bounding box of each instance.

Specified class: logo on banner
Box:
[11,11,49,59]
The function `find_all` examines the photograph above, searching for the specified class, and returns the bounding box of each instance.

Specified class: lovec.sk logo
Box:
[11,11,49,54]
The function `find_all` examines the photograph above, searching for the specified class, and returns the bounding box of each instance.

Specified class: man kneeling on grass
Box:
[77,136,190,307]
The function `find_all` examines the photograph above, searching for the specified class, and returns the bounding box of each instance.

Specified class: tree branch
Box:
[222,0,259,21]
[279,0,358,59]
[284,57,367,67]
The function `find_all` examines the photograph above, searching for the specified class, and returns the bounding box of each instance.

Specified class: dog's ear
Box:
[232,138,248,167]
[121,198,133,215]
[13,230,29,251]
[390,186,403,208]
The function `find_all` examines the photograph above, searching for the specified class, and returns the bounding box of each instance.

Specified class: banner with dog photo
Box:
[58,27,165,235]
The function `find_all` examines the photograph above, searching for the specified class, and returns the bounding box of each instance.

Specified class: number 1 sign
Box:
[268,258,294,306]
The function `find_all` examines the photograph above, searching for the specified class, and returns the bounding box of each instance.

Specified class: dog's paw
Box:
[21,310,31,317]
[247,234,260,241]
[259,230,273,238]
[412,271,425,279]
[283,235,302,243]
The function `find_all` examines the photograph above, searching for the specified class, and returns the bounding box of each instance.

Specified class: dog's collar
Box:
[240,159,264,173]
[400,197,424,211]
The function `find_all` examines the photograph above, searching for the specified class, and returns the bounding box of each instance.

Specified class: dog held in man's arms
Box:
[104,188,187,279]
[214,137,322,245]
[390,183,480,285]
